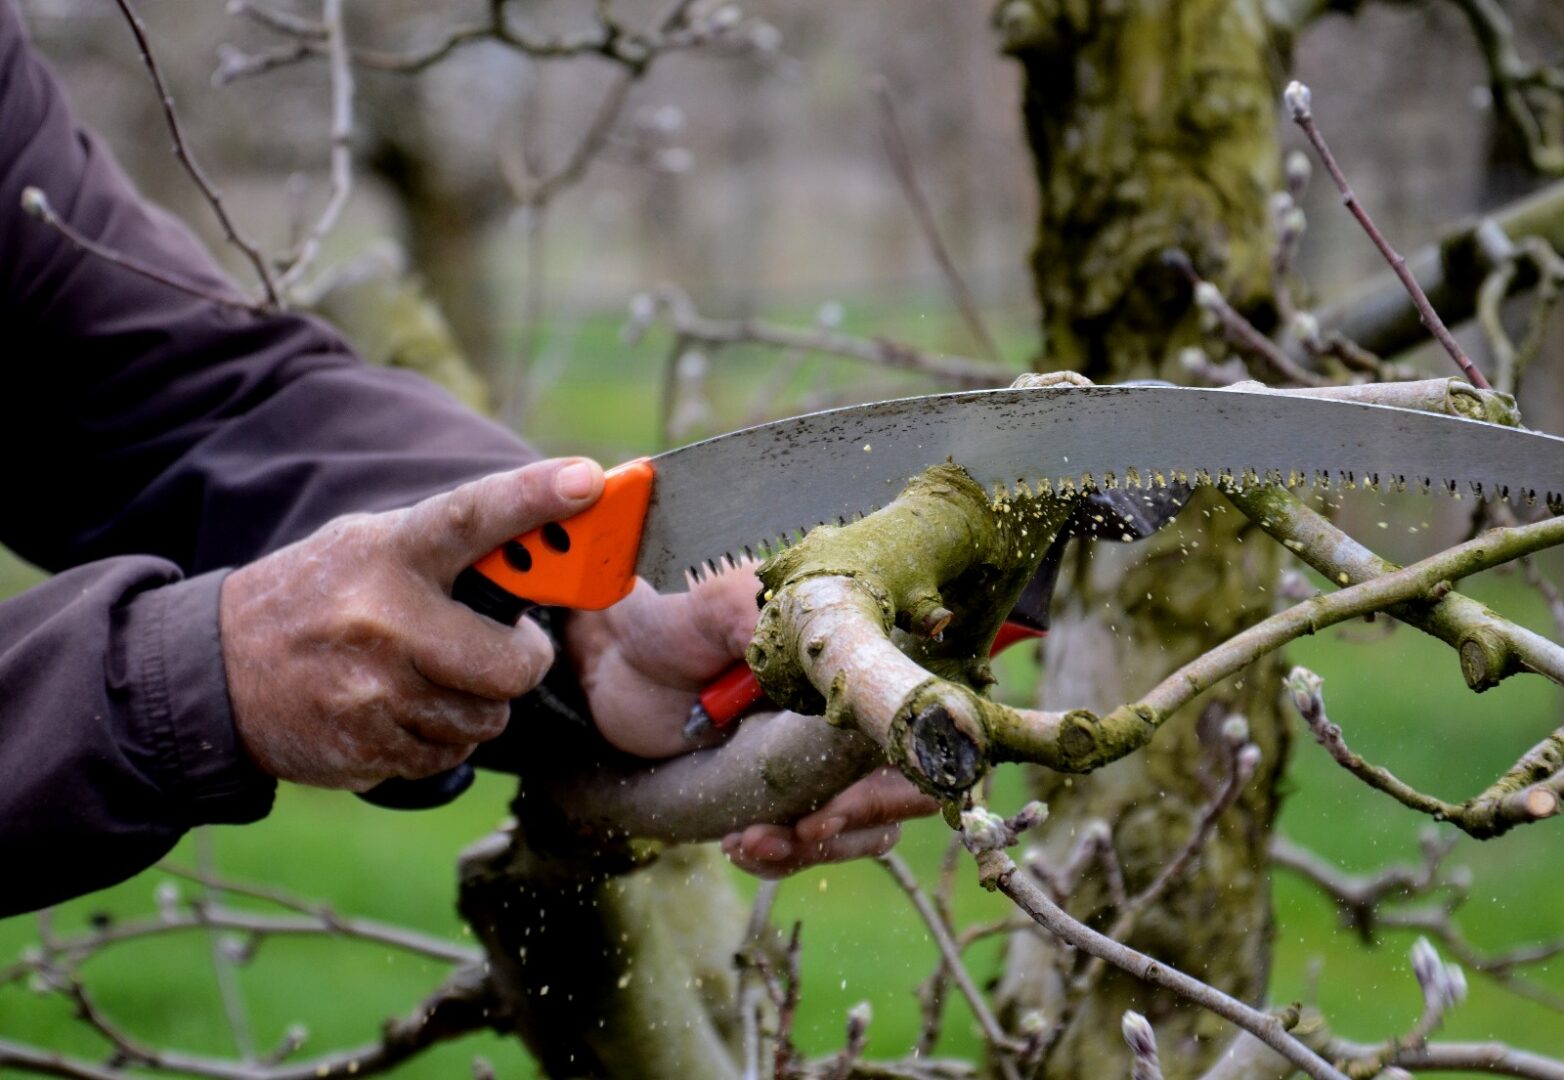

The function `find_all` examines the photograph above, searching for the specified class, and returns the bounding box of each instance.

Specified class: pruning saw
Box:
[363,383,1564,809]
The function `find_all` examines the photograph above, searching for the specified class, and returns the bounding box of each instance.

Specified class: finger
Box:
[396,458,605,581]
[685,561,764,661]
[410,606,555,701]
[341,729,479,790]
[793,768,939,844]
[721,823,903,878]
[397,693,512,747]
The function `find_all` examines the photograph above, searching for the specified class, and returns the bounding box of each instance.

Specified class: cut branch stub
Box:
[748,464,1076,798]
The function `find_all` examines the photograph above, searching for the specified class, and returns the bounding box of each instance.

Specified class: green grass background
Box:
[2,295,1561,1077]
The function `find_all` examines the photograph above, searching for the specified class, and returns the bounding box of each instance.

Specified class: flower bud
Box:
[1284,81,1313,120]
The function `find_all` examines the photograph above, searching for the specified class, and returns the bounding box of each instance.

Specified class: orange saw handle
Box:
[360,458,656,810]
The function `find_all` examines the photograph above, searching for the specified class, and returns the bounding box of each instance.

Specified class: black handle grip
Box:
[358,568,534,811]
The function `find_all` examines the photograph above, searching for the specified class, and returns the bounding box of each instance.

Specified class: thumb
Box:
[397,457,605,582]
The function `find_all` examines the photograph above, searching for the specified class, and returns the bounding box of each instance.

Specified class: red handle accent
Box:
[698,621,1048,731]
[471,458,655,610]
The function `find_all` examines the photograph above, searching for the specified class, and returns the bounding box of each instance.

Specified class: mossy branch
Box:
[748,380,1564,801]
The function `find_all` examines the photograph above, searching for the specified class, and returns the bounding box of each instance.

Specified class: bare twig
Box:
[1273,834,1564,1013]
[974,849,1346,1080]
[194,831,257,1062]
[623,285,1012,389]
[739,880,781,1080]
[879,853,1025,1073]
[1223,475,1564,692]
[112,0,280,306]
[870,76,1003,365]
[1287,666,1563,838]
[1284,81,1490,389]
[0,964,496,1080]
[1065,724,1262,1007]
[273,0,354,294]
[18,188,265,313]
[223,0,767,79]
[1165,250,1328,387]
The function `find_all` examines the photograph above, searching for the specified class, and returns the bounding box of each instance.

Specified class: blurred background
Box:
[2,1,1563,1076]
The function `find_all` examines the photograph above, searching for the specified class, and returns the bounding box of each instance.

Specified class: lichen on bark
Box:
[991,2,1294,1075]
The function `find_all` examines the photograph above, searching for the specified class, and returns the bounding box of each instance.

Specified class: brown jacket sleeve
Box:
[0,2,537,915]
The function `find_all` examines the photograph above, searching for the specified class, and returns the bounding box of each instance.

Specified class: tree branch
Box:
[623,285,1013,389]
[112,0,280,306]
[1284,82,1489,388]
[973,849,1347,1080]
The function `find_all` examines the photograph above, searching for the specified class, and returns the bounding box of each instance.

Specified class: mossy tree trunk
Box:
[993,3,1293,1076]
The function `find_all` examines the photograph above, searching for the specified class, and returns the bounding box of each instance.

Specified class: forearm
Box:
[0,559,271,917]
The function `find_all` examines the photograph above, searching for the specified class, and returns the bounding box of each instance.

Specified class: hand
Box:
[220,457,605,790]
[720,767,940,878]
[565,568,761,759]
[566,580,940,874]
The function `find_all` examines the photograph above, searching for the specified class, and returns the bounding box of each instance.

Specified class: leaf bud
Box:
[1284,81,1313,120]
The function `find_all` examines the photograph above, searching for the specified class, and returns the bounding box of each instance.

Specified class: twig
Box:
[1311,179,1564,362]
[1273,834,1564,1013]
[879,853,1025,1072]
[623,285,1011,389]
[112,0,280,307]
[1287,667,1563,838]
[273,0,354,294]
[18,188,265,313]
[870,76,1003,365]
[0,902,478,986]
[0,965,496,1080]
[1165,250,1328,387]
[974,849,1347,1080]
[223,0,766,79]
[1284,82,1490,389]
[194,831,257,1062]
[1067,725,1262,1004]
[1314,1038,1564,1079]
[1223,481,1564,691]
[739,881,781,1080]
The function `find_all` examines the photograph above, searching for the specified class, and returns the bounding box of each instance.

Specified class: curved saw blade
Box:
[634,384,1564,591]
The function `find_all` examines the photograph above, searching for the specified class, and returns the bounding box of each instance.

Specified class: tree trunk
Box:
[993,3,1292,1075]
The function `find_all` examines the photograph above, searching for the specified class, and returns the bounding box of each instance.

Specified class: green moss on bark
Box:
[995,3,1293,1076]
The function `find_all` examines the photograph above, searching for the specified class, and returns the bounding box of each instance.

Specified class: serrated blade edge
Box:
[635,385,1564,591]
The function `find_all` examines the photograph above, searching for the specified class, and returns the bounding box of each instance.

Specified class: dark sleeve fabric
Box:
[0,3,540,915]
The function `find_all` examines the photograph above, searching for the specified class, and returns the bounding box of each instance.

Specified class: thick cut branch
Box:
[753,451,1564,793]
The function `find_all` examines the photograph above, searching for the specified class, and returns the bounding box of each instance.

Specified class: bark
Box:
[992,3,1292,1076]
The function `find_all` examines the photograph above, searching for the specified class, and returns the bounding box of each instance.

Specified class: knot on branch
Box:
[1051,705,1161,773]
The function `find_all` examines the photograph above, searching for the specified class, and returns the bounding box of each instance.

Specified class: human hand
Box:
[220,457,605,790]
[565,570,939,875]
[564,568,762,759]
[720,767,940,878]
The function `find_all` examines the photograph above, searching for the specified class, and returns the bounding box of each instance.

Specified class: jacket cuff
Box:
[122,569,276,824]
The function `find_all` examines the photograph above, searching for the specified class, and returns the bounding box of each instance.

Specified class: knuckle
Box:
[469,701,511,740]
[441,481,485,542]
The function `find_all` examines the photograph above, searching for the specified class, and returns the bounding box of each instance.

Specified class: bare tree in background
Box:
[5,1,1564,1078]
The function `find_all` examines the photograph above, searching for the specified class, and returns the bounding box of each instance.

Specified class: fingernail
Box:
[556,461,598,500]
